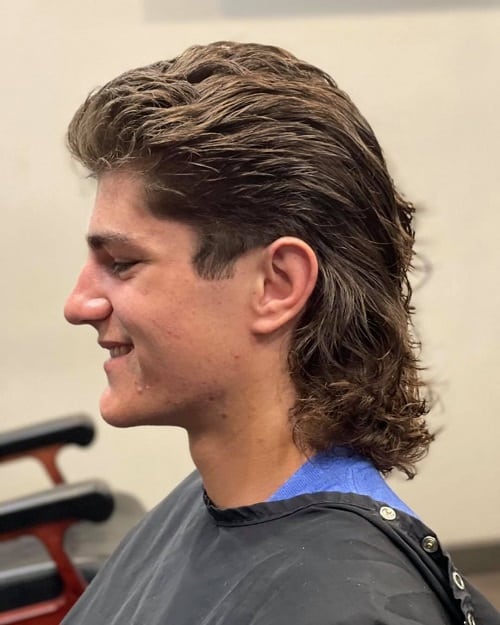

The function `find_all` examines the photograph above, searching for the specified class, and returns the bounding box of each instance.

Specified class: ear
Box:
[251,237,318,336]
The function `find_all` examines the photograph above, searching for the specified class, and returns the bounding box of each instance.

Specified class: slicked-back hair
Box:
[67,41,433,476]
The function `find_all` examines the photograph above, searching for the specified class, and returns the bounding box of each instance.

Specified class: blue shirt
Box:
[268,448,416,517]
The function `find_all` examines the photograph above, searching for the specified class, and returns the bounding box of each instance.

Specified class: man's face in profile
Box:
[64,171,259,430]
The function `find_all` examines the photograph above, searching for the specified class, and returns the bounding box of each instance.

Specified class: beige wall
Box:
[1,1,498,545]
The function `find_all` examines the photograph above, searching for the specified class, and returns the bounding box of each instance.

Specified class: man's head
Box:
[66,41,432,476]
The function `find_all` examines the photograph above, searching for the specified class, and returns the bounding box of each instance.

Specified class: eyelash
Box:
[109,260,138,275]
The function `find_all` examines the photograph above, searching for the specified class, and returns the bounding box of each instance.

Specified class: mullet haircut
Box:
[67,41,433,476]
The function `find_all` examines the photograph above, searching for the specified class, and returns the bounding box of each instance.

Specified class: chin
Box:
[99,396,173,429]
[98,386,205,429]
[100,410,140,428]
[99,394,144,428]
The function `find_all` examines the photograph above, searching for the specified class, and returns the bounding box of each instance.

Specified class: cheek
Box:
[123,280,245,358]
[150,317,185,341]
[131,316,198,366]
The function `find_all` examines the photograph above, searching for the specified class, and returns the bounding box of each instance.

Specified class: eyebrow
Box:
[86,232,141,250]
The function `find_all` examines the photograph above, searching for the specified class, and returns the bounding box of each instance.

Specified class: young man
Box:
[63,42,498,624]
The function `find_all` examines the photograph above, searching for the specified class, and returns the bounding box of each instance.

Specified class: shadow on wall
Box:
[144,0,500,21]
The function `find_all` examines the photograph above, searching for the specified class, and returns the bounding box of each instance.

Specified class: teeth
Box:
[109,345,132,358]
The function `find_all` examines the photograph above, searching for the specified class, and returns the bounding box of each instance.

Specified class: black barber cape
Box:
[62,471,499,625]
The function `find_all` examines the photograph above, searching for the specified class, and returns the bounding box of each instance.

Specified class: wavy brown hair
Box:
[67,41,433,476]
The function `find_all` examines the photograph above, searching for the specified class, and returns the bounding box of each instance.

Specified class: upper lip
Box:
[98,340,133,350]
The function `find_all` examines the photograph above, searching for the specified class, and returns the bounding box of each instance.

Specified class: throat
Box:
[187,425,308,508]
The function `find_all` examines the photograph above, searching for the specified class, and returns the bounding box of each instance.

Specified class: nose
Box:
[64,262,112,325]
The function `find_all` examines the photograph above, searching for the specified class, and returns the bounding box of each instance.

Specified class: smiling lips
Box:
[109,345,133,358]
[99,341,134,359]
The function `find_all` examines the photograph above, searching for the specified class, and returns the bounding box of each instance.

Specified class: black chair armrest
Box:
[0,492,145,611]
[0,480,114,534]
[0,415,94,458]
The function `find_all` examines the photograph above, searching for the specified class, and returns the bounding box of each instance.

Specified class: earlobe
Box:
[251,237,318,336]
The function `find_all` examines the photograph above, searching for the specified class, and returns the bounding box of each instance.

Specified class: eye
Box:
[109,260,139,275]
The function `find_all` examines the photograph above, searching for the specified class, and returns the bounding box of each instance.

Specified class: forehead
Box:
[90,171,151,228]
[89,171,165,243]
[88,170,198,255]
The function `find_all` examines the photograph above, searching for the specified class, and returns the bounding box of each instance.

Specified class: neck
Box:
[187,388,308,508]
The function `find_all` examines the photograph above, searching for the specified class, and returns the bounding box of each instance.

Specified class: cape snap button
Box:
[452,570,465,590]
[379,506,396,521]
[421,535,439,553]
